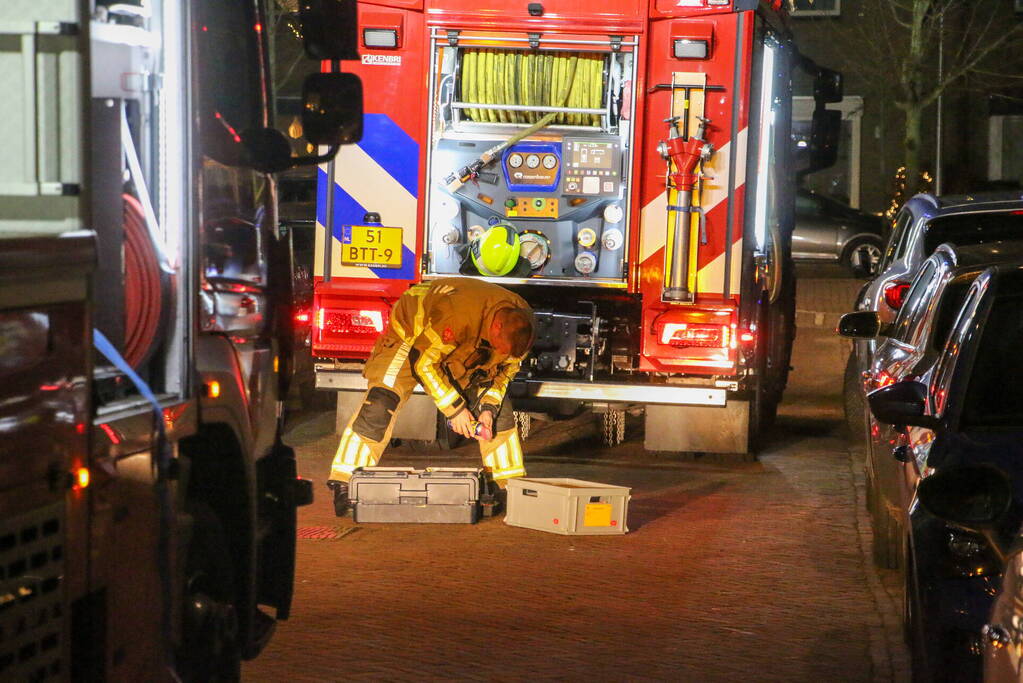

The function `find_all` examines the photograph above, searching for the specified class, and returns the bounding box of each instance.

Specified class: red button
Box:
[553,518,559,525]
[611,520,618,526]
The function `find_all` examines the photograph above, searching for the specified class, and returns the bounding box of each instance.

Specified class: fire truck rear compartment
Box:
[425,41,637,285]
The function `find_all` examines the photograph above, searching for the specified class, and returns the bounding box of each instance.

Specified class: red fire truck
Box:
[312,0,840,454]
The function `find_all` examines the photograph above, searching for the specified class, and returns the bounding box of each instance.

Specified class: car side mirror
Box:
[299,0,359,61]
[867,380,940,430]
[916,465,1012,563]
[837,311,881,339]
[301,73,363,146]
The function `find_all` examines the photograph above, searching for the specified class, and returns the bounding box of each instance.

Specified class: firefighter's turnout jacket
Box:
[329,278,530,485]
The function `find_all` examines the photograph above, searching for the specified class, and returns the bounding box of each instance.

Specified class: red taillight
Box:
[659,323,730,349]
[319,308,386,336]
[883,281,911,310]
[294,309,311,325]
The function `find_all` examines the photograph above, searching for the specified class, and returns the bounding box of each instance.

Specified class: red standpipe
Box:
[659,117,714,302]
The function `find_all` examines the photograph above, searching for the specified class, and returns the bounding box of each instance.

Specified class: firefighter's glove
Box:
[477,410,495,442]
[449,408,476,439]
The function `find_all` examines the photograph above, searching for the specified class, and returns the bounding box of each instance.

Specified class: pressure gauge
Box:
[542,154,558,170]
[467,224,486,242]
[508,153,523,169]
[574,251,597,275]
[602,228,624,251]
[525,154,541,169]
[603,203,624,224]
[577,227,598,248]
[518,231,551,271]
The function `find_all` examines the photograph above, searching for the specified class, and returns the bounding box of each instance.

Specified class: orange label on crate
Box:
[583,503,612,527]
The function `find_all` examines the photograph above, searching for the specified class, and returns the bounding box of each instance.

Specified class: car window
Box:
[890,261,937,343]
[961,295,1023,429]
[923,212,1023,255]
[882,210,913,269]
[932,277,988,416]
[929,279,972,352]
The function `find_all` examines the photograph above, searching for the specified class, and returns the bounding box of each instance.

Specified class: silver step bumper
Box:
[315,370,727,407]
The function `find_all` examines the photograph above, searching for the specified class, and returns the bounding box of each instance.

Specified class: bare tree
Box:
[794,0,1023,196]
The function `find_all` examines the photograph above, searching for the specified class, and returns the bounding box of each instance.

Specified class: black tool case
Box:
[349,467,483,523]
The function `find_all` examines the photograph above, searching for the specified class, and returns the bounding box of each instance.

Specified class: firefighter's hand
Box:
[477,411,494,441]
[449,408,476,439]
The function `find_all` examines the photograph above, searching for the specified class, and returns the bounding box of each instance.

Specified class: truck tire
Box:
[178,504,241,682]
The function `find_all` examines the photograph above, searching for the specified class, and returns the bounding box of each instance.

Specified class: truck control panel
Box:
[428,133,628,281]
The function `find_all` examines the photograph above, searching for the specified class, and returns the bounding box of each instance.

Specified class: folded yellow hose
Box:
[459,48,604,126]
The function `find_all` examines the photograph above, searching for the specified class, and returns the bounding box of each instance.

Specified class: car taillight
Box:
[883,281,911,310]
[294,309,311,325]
[318,308,386,336]
[660,323,730,349]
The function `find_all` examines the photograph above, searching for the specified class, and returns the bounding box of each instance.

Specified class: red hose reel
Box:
[122,193,166,368]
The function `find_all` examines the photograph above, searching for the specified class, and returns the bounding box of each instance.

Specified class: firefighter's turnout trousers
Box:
[329,278,529,486]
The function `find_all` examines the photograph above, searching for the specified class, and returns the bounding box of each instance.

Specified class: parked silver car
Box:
[793,189,887,275]
[843,193,1023,436]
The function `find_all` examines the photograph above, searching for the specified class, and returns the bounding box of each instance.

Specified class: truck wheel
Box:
[178,504,240,682]
[601,409,625,446]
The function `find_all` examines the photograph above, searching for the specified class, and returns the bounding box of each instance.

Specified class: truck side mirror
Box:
[241,128,295,174]
[239,74,362,173]
[299,0,359,61]
[837,311,881,339]
[301,73,363,146]
[867,380,940,430]
[807,109,841,173]
[814,66,843,104]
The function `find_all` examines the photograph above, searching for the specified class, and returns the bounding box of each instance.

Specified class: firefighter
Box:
[326,273,534,515]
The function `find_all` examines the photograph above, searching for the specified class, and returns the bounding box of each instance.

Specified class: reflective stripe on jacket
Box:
[364,278,529,417]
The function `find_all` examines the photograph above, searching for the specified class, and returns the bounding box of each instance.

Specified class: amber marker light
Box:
[73,467,90,490]
[205,380,221,399]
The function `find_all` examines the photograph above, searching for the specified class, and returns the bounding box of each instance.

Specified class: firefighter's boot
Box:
[326,480,350,517]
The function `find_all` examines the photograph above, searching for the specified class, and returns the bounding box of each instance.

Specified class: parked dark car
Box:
[793,188,887,275]
[838,241,1023,572]
[866,262,1023,681]
[917,465,1023,683]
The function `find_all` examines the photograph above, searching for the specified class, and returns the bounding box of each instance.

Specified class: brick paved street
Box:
[246,267,910,682]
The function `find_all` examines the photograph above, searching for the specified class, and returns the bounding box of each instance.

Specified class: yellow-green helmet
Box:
[470,224,520,277]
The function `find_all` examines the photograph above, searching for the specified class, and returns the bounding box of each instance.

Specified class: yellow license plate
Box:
[340,224,403,269]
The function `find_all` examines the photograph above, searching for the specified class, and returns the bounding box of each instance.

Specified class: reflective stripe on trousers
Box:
[329,426,386,481]
[480,427,526,484]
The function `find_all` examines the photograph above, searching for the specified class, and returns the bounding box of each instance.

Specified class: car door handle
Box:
[983,624,1013,649]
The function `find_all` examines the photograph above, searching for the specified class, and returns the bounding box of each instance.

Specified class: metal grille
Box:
[0,502,65,680]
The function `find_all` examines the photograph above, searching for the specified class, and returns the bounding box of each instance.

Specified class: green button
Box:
[534,199,544,209]
[505,198,517,208]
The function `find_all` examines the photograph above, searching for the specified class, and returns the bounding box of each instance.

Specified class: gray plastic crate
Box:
[349,467,482,524]
[504,478,630,535]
